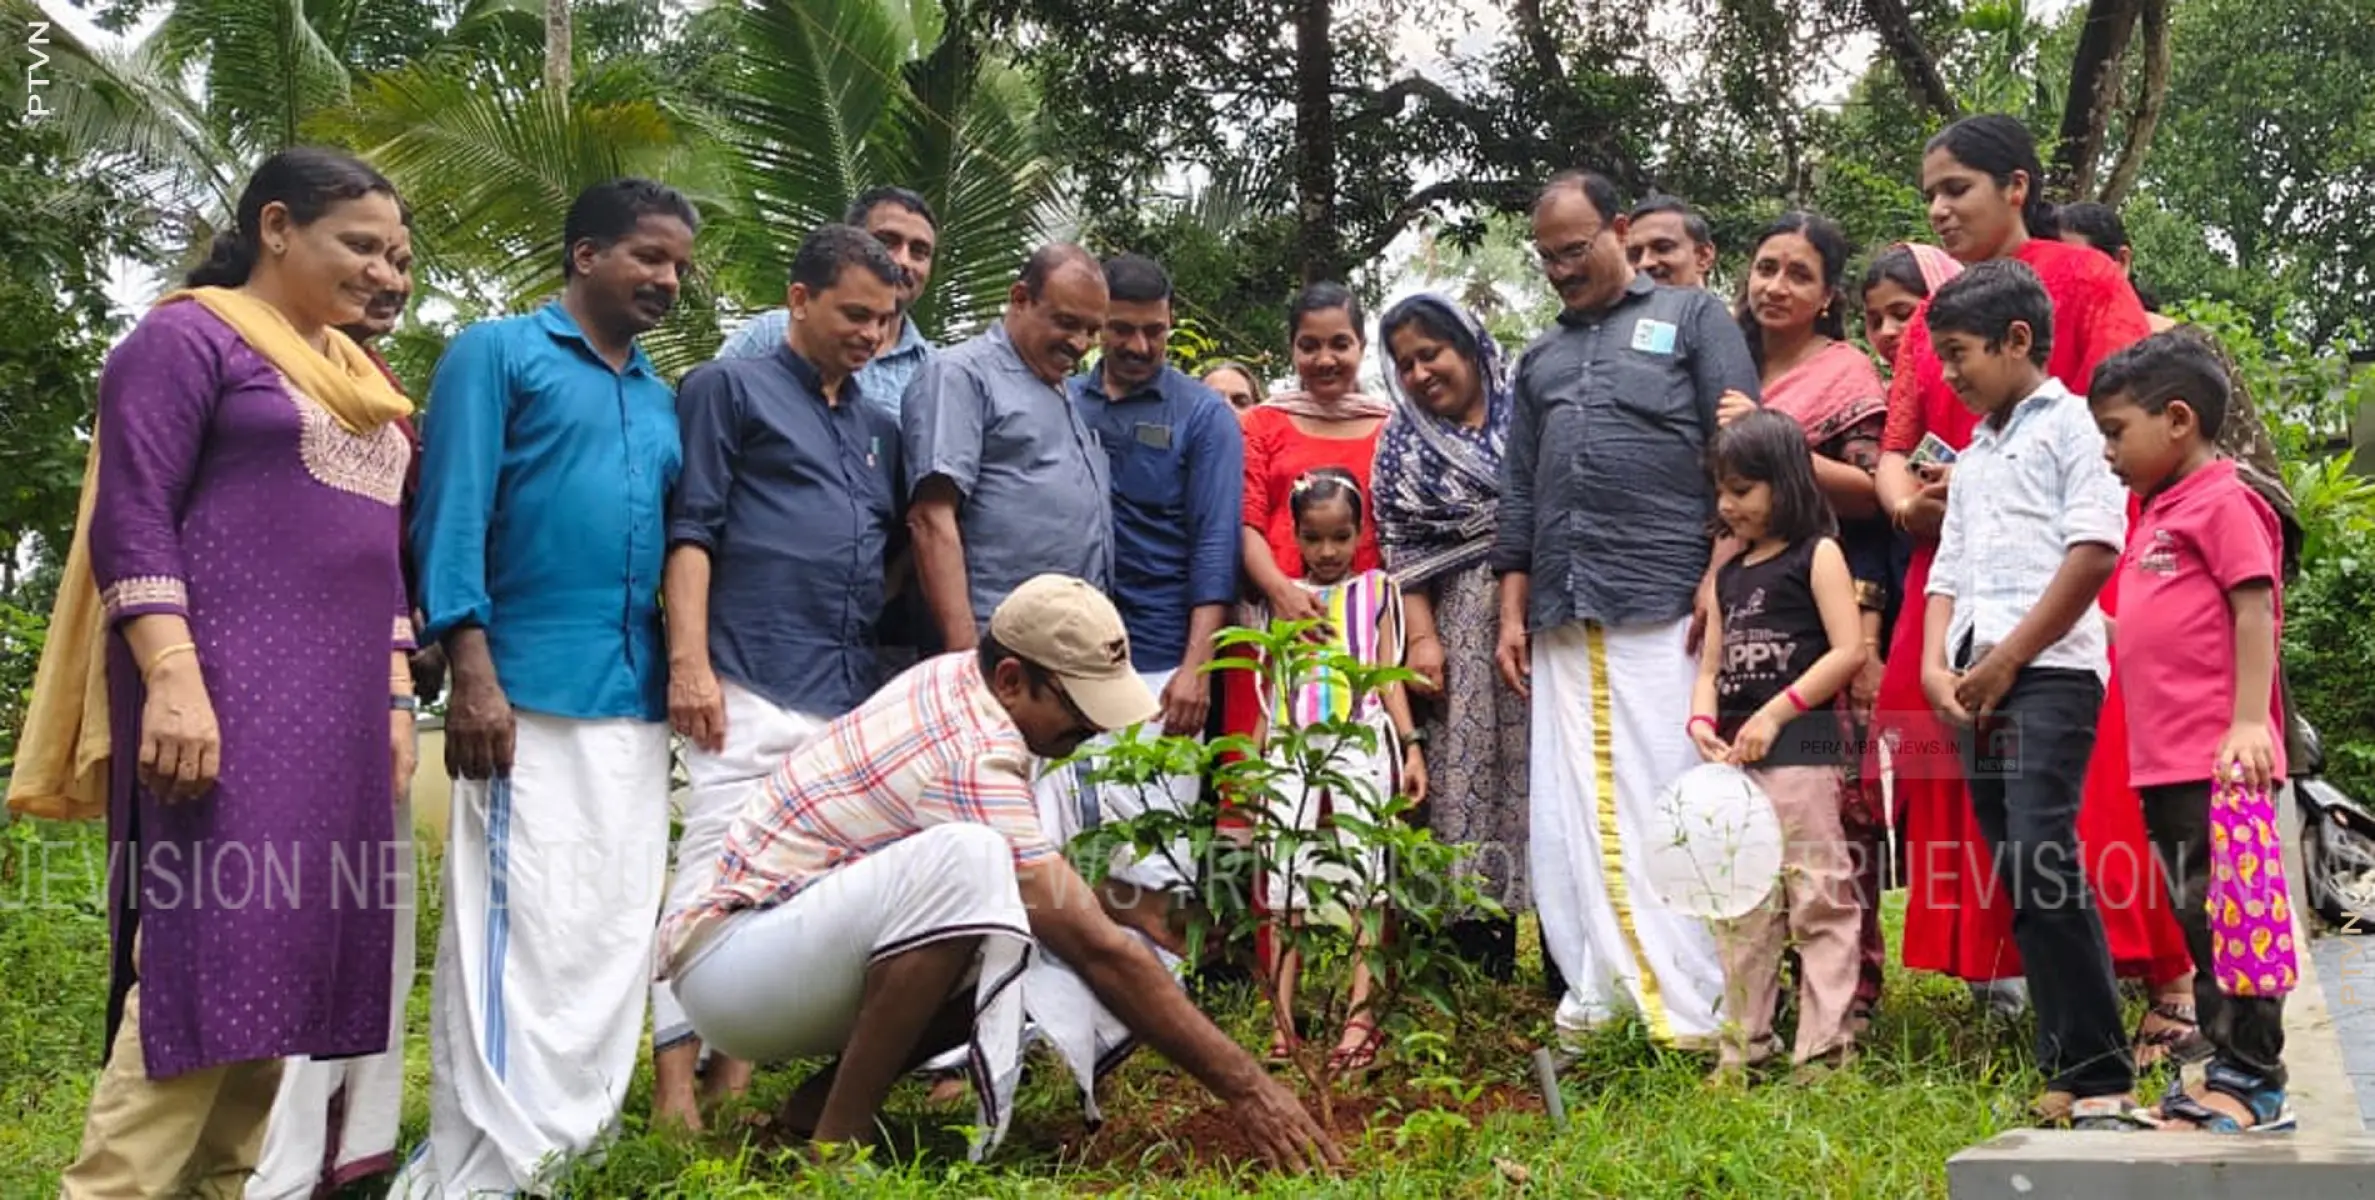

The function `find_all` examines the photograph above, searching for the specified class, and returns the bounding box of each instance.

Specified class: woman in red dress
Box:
[1870,116,2198,1085]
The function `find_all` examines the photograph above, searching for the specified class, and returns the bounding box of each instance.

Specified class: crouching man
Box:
[651,574,1337,1170]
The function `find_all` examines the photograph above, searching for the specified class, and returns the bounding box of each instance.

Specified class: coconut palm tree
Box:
[719,0,1050,340]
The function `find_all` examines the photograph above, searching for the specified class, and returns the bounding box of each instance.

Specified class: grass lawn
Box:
[3,816,2103,1198]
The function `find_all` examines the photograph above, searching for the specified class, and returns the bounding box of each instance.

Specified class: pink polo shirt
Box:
[2115,459,2286,788]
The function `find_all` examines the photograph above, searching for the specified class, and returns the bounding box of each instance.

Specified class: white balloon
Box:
[1644,763,1786,921]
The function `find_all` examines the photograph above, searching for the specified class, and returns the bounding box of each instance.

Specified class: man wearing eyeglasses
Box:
[1491,169,1760,1057]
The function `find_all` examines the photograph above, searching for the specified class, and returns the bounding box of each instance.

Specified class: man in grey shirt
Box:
[903,244,1114,649]
[1491,169,1761,1055]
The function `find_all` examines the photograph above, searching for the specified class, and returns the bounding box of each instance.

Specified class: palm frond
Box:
[721,0,909,283]
[318,61,699,308]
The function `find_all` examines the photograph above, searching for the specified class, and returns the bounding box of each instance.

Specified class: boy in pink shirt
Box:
[2090,329,2293,1133]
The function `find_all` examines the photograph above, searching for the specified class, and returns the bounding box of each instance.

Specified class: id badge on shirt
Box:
[1134,422,1173,450]
[1630,318,1678,355]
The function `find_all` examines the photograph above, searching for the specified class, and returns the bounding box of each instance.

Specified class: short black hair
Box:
[1924,258,2054,366]
[976,631,1058,695]
[790,223,901,294]
[844,185,937,231]
[1711,409,1835,546]
[1534,169,1623,225]
[1101,253,1173,304]
[1017,243,1100,298]
[1287,466,1365,530]
[1629,193,1713,248]
[2056,201,2128,256]
[2087,328,2232,440]
[1288,281,1365,342]
[561,178,699,277]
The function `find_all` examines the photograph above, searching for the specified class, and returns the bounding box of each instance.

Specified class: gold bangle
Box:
[142,642,197,680]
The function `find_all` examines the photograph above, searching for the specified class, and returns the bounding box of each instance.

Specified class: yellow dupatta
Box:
[6,287,413,820]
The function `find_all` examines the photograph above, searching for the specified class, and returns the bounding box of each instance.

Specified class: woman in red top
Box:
[1871,115,2198,1086]
[1240,281,1390,609]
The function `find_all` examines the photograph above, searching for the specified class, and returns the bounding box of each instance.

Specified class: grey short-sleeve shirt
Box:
[901,323,1114,624]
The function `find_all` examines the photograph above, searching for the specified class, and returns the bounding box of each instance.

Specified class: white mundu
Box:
[1528,619,1724,1048]
[392,714,671,1198]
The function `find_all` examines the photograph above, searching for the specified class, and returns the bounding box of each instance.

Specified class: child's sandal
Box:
[2141,1065,2297,1133]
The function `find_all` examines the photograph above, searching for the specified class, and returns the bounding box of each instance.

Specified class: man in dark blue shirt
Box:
[649,225,906,1130]
[1053,254,1242,891]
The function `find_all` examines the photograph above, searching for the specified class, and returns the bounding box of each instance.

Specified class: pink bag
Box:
[2207,779,2300,998]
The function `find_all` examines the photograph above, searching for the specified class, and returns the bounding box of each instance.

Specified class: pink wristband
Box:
[1688,714,1718,737]
[1784,685,1811,714]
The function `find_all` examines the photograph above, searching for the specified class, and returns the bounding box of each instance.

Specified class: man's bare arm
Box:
[907,477,978,652]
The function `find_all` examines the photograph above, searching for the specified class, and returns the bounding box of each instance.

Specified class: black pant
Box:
[1957,667,2132,1098]
[2140,781,2289,1085]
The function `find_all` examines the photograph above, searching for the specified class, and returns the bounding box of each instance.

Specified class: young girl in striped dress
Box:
[1257,468,1427,1072]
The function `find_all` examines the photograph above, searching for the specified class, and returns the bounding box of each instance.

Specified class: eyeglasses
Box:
[1536,226,1606,270]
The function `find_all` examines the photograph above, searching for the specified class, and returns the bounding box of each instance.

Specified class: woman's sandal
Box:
[2133,999,2211,1069]
[2140,1065,2298,1134]
[1328,1020,1385,1075]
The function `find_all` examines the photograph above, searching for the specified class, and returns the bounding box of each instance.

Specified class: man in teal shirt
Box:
[400,178,697,1199]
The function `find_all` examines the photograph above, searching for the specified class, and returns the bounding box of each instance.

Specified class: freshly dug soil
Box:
[1045,1080,1546,1174]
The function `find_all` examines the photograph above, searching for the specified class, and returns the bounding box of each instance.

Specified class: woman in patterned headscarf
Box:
[1369,293,1530,980]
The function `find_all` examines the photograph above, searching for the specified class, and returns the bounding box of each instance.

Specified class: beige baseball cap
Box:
[987,575,1160,730]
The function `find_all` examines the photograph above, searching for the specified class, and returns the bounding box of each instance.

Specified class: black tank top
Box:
[1714,537,1846,768]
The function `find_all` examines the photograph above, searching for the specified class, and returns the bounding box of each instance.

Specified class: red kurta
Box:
[1878,237,2190,984]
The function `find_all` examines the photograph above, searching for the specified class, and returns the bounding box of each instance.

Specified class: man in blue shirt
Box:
[714,186,938,421]
[1045,253,1242,892]
[903,244,1114,650]
[645,225,907,1131]
[400,178,696,1199]
[719,187,940,673]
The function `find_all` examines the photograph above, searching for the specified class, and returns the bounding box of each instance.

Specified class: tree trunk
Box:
[1863,0,1958,122]
[2095,0,2170,207]
[1292,0,1339,284]
[2052,0,2142,199]
[544,0,572,95]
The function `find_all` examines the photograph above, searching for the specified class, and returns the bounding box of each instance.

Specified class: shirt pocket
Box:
[1112,441,1184,517]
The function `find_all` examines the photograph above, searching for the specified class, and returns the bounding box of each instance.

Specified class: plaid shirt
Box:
[655,652,1058,976]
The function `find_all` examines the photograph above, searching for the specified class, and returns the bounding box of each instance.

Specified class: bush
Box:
[2284,555,2375,797]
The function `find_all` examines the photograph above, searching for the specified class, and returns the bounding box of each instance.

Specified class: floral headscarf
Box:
[1370,293,1512,587]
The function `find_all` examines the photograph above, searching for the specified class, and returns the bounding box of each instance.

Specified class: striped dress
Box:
[1259,568,1402,911]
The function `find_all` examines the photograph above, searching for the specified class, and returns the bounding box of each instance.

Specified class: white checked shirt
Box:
[1926,377,2127,680]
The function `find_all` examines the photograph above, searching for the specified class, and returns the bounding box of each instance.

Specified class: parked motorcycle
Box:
[2292,710,2375,932]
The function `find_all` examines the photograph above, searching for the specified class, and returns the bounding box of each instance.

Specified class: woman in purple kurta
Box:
[93,298,412,1073]
[42,147,419,1198]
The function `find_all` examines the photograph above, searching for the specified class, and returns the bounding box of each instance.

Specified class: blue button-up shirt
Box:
[671,345,902,716]
[718,308,932,427]
[1069,365,1243,671]
[412,303,681,721]
[903,323,1113,626]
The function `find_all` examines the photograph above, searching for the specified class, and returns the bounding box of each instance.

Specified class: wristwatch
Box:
[1401,727,1428,748]
[390,695,420,713]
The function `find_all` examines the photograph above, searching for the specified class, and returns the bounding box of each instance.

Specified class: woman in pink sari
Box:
[1737,212,1894,1022]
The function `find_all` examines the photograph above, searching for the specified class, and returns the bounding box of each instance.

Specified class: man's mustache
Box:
[633,286,676,314]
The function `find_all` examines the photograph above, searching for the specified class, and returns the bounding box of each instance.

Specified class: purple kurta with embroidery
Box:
[89,302,411,1079]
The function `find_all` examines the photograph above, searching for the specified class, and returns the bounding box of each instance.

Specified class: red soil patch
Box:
[1043,1080,1546,1175]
